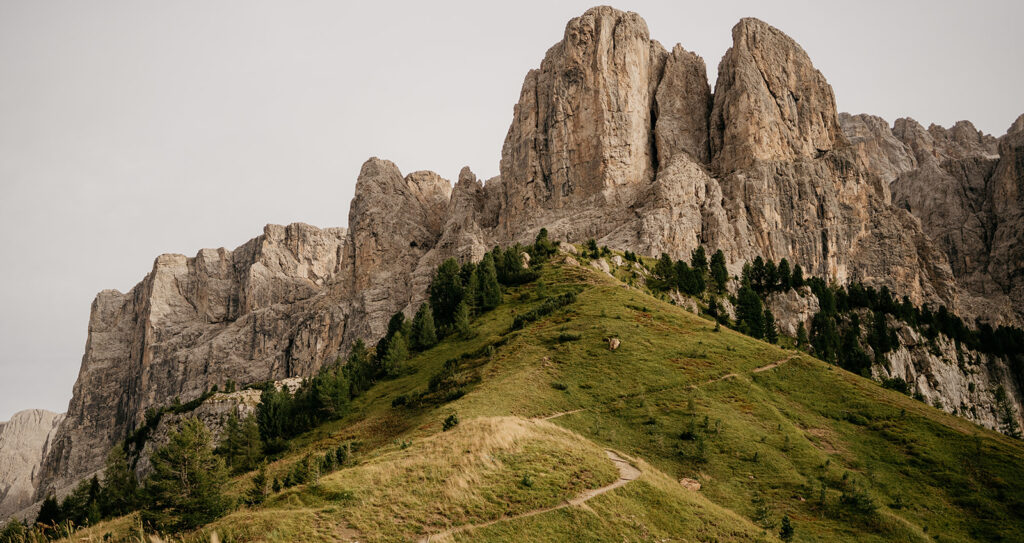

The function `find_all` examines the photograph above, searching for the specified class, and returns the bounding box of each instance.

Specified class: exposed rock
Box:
[499,6,666,238]
[710,18,846,172]
[877,317,1023,431]
[590,257,611,275]
[133,388,263,479]
[766,287,819,337]
[608,338,620,351]
[679,477,701,491]
[655,45,712,164]
[0,410,63,519]
[13,7,1023,517]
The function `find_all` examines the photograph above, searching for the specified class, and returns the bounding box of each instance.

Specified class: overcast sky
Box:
[1,0,1021,421]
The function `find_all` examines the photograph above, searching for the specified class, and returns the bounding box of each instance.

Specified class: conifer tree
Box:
[690,246,708,274]
[454,300,473,339]
[778,258,792,290]
[100,446,138,517]
[477,253,502,310]
[737,285,765,339]
[654,253,675,290]
[791,263,805,288]
[780,515,794,541]
[711,250,729,293]
[764,308,778,344]
[796,322,809,350]
[429,258,465,329]
[410,302,438,351]
[383,330,409,376]
[145,418,230,530]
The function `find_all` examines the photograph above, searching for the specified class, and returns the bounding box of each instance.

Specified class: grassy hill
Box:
[61,252,1024,542]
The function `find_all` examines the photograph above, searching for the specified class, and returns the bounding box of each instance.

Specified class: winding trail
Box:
[415,354,798,541]
[417,450,640,542]
[690,353,799,389]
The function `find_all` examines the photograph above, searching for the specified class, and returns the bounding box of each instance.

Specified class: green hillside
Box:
[52,251,1024,542]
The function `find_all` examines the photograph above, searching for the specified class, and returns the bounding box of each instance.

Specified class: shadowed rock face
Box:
[12,6,1022,516]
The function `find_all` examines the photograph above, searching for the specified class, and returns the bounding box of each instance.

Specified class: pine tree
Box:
[736,285,765,339]
[36,495,62,527]
[764,308,778,344]
[791,264,805,288]
[247,463,269,505]
[711,250,729,293]
[429,258,465,329]
[780,515,794,541]
[778,258,791,290]
[654,253,675,290]
[411,302,439,351]
[477,253,502,310]
[690,246,708,274]
[675,260,697,295]
[100,446,138,517]
[383,330,409,376]
[145,418,230,530]
[796,322,809,350]
[454,300,473,339]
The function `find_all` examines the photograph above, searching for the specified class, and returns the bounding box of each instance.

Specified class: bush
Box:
[443,413,460,431]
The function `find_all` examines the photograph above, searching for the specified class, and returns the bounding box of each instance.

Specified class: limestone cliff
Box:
[8,5,1022,517]
[0,410,63,520]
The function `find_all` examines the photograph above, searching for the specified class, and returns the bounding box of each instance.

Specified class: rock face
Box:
[0,410,63,519]
[10,6,1023,517]
[709,18,846,172]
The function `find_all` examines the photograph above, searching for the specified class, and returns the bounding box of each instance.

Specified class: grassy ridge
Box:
[62,253,1024,542]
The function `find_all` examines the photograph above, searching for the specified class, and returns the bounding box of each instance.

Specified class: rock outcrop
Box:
[0,410,63,520]
[8,6,1022,518]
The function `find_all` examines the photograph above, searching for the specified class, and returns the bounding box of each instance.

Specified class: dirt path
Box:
[538,408,585,420]
[690,353,799,389]
[417,450,640,542]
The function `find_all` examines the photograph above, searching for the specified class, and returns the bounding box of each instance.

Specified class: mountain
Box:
[2,5,1021,523]
[0,410,62,520]
[54,253,1024,542]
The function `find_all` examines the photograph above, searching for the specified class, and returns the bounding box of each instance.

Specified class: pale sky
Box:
[1,0,1022,421]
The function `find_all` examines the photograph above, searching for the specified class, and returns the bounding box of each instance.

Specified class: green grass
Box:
[63,252,1024,542]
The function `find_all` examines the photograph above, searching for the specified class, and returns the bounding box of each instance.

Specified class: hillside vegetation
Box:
[26,247,1024,542]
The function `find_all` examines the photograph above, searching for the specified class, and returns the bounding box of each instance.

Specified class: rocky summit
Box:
[2,6,1022,522]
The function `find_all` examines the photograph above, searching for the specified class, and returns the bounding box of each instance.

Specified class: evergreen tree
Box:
[410,302,439,351]
[429,258,465,328]
[736,286,765,339]
[477,253,502,310]
[796,322,809,350]
[778,258,791,290]
[751,256,766,291]
[653,253,676,290]
[375,312,407,365]
[764,308,778,344]
[791,264,805,288]
[343,339,374,396]
[994,385,1022,438]
[145,418,230,531]
[383,330,409,376]
[36,495,61,527]
[711,250,729,293]
[311,363,351,421]
[691,246,708,274]
[530,228,557,262]
[256,386,292,445]
[221,413,262,473]
[780,515,794,541]
[247,463,269,505]
[454,300,473,339]
[462,263,480,314]
[675,260,697,295]
[100,446,138,517]
[811,312,841,363]
[764,260,778,292]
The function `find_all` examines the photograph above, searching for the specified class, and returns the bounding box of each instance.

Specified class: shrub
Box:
[443,413,460,431]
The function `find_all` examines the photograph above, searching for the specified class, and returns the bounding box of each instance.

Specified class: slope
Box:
[60,251,1024,543]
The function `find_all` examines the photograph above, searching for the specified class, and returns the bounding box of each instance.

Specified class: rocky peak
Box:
[710,18,846,172]
[1006,113,1024,137]
[654,44,712,165]
[0,410,63,519]
[499,5,665,231]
